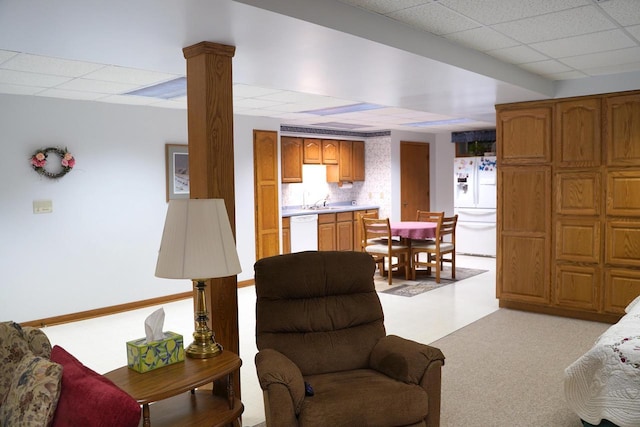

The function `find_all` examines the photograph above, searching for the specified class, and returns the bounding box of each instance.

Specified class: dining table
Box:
[389,221,438,279]
[390,221,437,241]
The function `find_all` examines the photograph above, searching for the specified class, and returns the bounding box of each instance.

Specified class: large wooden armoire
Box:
[496,90,640,323]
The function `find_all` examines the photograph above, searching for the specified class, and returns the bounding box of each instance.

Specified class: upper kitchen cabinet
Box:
[322,140,339,164]
[281,136,302,183]
[327,140,365,183]
[303,139,322,164]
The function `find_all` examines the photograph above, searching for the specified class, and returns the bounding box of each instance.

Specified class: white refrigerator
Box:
[453,156,497,256]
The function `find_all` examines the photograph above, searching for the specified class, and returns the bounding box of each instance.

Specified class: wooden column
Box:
[182,42,239,370]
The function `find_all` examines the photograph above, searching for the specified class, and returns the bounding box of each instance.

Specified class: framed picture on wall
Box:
[165,144,189,201]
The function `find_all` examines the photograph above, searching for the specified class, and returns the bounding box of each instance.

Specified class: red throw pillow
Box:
[50,345,140,427]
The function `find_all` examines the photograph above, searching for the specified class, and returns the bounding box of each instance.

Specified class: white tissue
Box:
[144,308,166,343]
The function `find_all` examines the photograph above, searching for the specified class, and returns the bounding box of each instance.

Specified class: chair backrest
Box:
[362,217,392,246]
[416,210,444,223]
[254,251,385,375]
[438,214,458,244]
[357,211,379,251]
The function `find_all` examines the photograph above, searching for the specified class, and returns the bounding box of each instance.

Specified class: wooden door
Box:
[352,140,365,181]
[339,140,353,181]
[254,130,280,260]
[400,142,430,221]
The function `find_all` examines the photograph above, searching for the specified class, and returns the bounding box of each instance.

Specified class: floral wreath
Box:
[30,147,75,179]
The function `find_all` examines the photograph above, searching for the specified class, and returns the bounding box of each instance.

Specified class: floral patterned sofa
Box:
[0,321,141,427]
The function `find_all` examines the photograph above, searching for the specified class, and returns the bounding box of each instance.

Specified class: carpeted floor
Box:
[378,266,488,297]
[431,308,610,427]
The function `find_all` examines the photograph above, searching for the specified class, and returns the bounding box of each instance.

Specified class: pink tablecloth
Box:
[390,221,437,240]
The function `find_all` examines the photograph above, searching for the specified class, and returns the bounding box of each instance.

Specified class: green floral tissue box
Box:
[126,332,185,373]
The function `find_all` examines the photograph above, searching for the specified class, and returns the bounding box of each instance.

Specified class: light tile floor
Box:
[43,254,498,427]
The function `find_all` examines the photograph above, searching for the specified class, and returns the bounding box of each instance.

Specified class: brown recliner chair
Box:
[254,251,445,427]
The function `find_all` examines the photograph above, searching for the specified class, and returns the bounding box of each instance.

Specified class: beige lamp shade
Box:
[155,199,242,279]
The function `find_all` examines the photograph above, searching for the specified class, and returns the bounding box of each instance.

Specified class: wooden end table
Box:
[104,351,243,427]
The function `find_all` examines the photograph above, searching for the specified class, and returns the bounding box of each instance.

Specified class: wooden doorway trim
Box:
[253,130,280,260]
[400,141,430,221]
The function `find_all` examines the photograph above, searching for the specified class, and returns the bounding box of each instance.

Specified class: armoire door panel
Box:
[499,235,549,303]
[500,167,550,233]
[555,264,600,311]
[497,107,551,164]
[555,218,601,263]
[606,170,640,216]
[606,221,640,267]
[555,171,601,216]
[604,268,640,314]
[555,98,601,167]
[605,93,640,166]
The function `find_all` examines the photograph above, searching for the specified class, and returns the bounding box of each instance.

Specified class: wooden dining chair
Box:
[357,212,385,275]
[413,210,444,245]
[362,217,411,285]
[411,214,458,282]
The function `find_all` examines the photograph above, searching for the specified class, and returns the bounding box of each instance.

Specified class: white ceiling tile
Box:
[1,54,105,77]
[560,46,640,69]
[530,29,637,58]
[56,78,141,94]
[234,97,284,109]
[387,3,480,35]
[82,66,179,85]
[0,50,19,65]
[486,45,549,64]
[546,70,589,80]
[626,24,640,40]
[581,60,640,76]
[337,0,431,15]
[492,6,617,44]
[147,99,187,109]
[98,94,158,105]
[440,0,590,25]
[232,84,282,98]
[36,89,106,101]
[519,60,573,75]
[0,69,71,87]
[599,0,640,26]
[0,83,43,95]
[444,27,519,51]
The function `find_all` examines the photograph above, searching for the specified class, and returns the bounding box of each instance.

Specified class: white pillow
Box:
[624,294,640,314]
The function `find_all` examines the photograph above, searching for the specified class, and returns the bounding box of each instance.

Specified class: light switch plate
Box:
[33,200,53,214]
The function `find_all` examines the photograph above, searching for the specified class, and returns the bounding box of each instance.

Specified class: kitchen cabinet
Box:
[322,140,339,164]
[303,139,322,164]
[327,140,365,183]
[281,137,302,183]
[336,211,353,251]
[496,90,640,324]
[318,213,336,251]
[282,216,290,254]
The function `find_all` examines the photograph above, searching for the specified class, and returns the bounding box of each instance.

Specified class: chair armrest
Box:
[370,335,445,384]
[255,348,306,414]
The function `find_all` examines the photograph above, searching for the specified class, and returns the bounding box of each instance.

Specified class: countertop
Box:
[282,204,380,217]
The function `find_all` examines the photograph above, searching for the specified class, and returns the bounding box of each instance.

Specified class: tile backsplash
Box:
[281,135,391,218]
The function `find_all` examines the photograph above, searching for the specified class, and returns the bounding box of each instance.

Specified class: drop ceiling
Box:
[0,0,638,134]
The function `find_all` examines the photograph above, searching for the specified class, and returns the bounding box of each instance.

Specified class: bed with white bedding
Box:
[564,296,640,427]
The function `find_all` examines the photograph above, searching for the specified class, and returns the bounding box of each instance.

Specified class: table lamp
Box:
[155,198,242,358]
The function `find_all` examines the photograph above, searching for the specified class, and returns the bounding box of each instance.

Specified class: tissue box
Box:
[126,332,185,373]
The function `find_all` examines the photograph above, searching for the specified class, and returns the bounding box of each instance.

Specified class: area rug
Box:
[379,267,488,297]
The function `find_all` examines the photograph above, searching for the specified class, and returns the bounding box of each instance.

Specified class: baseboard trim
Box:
[22,278,255,328]
[498,299,621,324]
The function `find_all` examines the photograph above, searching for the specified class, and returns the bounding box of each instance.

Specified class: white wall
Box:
[0,94,457,322]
